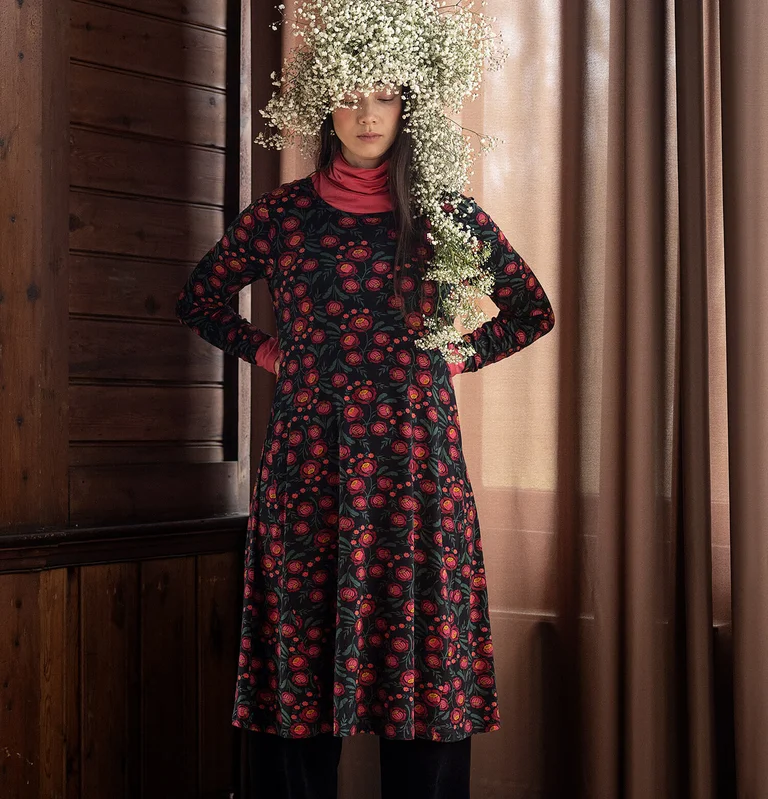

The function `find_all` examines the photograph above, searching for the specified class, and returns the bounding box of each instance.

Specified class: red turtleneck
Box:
[311,150,394,213]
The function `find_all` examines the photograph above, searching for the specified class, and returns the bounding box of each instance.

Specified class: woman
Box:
[175,3,555,798]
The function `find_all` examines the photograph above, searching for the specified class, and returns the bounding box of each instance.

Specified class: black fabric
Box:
[247,731,343,799]
[246,730,472,799]
[379,735,472,799]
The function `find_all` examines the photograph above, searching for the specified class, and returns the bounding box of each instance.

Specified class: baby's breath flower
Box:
[257,0,510,362]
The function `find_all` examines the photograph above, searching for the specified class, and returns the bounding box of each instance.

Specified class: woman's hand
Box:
[274,354,282,377]
[446,341,466,378]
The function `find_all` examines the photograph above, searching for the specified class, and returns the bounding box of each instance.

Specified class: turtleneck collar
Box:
[311,150,394,213]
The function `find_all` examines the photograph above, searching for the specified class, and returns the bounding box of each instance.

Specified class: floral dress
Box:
[175,175,555,741]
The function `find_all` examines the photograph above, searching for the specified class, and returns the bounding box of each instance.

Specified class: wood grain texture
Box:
[0,534,244,797]
[70,63,226,147]
[86,565,142,794]
[0,572,42,795]
[39,569,68,798]
[69,254,198,321]
[141,557,199,797]
[70,317,224,383]
[69,189,224,262]
[70,128,226,205]
[198,552,242,796]
[0,0,70,529]
[69,442,225,466]
[2,0,245,793]
[71,1,226,88]
[0,516,248,573]
[104,0,228,31]
[80,563,142,798]
[69,384,224,442]
[65,565,82,799]
[65,0,248,527]
[69,462,240,525]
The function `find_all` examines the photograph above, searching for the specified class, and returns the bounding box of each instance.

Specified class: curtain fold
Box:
[674,1,717,796]
[551,1,586,793]
[593,1,677,795]
[720,2,768,796]
[246,1,768,795]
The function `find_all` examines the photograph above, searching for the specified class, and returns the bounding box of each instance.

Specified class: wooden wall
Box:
[68,0,249,525]
[0,0,282,797]
[0,532,243,799]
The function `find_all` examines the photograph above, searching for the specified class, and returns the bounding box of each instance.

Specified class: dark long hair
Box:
[314,86,429,319]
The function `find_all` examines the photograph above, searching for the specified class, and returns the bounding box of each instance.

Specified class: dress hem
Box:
[232,717,502,742]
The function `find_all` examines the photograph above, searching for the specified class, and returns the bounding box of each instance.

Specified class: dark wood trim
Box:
[0,0,70,531]
[0,515,248,573]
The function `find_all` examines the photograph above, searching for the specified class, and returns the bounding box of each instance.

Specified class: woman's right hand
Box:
[254,336,281,375]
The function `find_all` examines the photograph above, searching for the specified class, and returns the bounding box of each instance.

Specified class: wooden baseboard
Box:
[0,515,249,573]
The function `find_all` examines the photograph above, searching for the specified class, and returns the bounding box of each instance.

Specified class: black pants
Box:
[246,730,472,799]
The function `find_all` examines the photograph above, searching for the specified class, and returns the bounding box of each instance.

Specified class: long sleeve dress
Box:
[175,175,555,741]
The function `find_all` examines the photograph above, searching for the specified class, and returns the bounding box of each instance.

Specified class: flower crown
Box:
[255,0,509,364]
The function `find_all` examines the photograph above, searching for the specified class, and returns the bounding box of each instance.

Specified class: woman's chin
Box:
[344,141,391,164]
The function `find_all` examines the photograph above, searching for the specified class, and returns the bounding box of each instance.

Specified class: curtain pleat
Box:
[594,1,677,795]
[720,2,768,796]
[551,1,586,794]
[674,1,718,797]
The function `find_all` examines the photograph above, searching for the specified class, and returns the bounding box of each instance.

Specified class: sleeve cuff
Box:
[254,336,281,373]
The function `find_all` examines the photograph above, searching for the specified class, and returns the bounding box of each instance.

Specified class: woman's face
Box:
[331,86,403,168]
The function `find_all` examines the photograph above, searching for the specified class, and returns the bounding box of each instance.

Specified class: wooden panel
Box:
[70,63,225,147]
[70,128,226,205]
[108,0,227,31]
[69,189,224,262]
[0,572,42,795]
[0,557,246,795]
[69,462,241,525]
[0,533,247,795]
[198,552,242,796]
[0,517,247,574]
[70,318,224,383]
[0,0,69,529]
[69,385,224,442]
[70,442,224,466]
[70,254,195,321]
[141,558,198,798]
[65,0,239,530]
[71,1,226,88]
[40,569,68,798]
[65,565,82,798]
[81,563,141,798]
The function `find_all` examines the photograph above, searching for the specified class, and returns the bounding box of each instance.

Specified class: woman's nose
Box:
[357,102,377,122]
